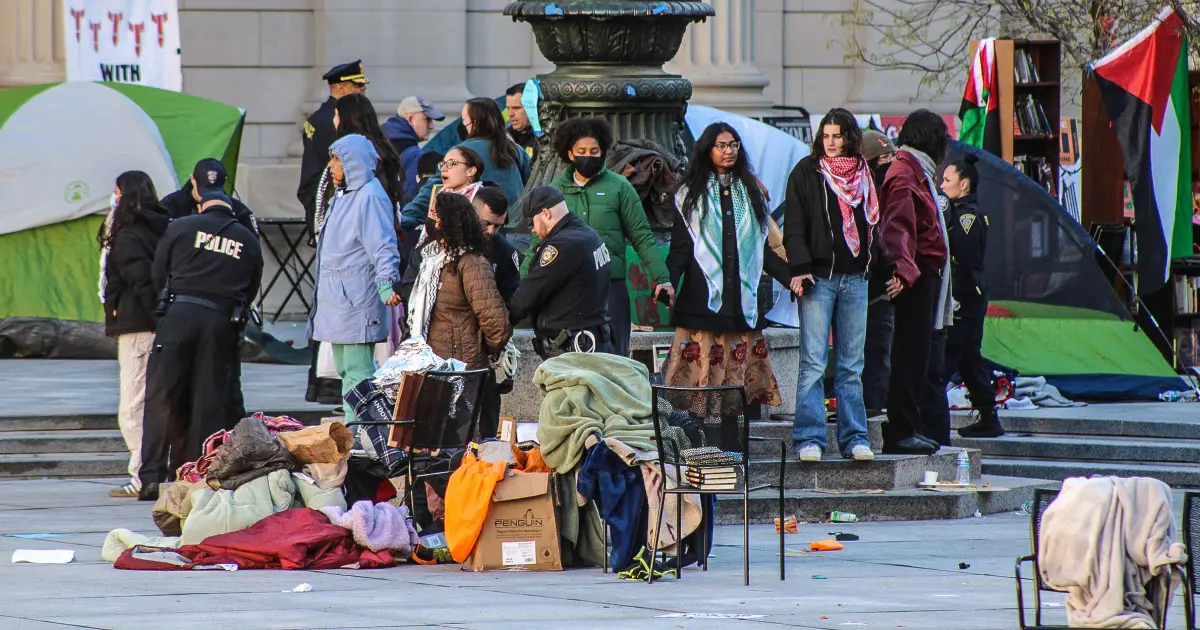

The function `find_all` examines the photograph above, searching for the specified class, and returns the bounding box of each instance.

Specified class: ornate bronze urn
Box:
[503,1,713,187]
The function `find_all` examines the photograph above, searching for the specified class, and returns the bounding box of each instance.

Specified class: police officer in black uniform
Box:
[298,60,368,404]
[138,182,263,500]
[297,60,368,235]
[160,158,259,425]
[508,186,613,359]
[939,155,1002,439]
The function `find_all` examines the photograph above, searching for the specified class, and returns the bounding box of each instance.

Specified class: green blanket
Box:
[533,352,657,473]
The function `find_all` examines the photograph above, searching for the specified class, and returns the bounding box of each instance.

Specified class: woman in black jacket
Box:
[663,122,791,406]
[98,171,170,498]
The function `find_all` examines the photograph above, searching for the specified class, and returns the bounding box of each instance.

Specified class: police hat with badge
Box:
[192,157,228,199]
[323,60,369,86]
[520,186,566,266]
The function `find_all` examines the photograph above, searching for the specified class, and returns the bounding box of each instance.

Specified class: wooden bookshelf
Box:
[972,39,1062,196]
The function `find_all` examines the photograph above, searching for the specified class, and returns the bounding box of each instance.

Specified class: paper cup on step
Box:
[923,471,938,485]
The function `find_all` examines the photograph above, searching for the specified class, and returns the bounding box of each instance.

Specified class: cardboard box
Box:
[463,471,562,572]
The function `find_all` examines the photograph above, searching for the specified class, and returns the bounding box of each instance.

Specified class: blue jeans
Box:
[791,273,870,456]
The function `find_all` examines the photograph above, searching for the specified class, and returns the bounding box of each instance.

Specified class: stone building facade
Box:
[3,0,960,318]
[2,0,959,218]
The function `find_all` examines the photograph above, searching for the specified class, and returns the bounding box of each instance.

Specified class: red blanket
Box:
[114,508,397,570]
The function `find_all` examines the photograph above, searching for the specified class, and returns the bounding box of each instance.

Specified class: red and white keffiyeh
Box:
[818,156,879,256]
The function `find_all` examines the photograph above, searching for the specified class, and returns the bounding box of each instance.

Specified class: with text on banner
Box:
[62,0,182,91]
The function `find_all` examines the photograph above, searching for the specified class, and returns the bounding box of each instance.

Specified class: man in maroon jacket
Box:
[879,110,951,454]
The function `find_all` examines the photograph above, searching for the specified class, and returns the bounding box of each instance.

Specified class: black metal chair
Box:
[646,385,786,586]
[1185,491,1199,630]
[1015,488,1067,629]
[346,369,489,513]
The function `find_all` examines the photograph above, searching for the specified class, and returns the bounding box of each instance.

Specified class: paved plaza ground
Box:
[0,477,1190,630]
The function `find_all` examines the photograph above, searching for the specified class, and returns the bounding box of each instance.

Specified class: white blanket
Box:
[1039,476,1186,628]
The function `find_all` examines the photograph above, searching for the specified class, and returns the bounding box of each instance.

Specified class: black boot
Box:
[882,435,938,455]
[957,407,1004,438]
[137,482,160,502]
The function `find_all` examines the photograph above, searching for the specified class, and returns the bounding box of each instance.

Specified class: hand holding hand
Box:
[654,283,675,306]
[789,274,814,297]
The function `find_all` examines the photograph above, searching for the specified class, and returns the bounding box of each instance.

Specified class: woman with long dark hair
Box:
[97,170,171,498]
[400,97,530,232]
[406,192,511,370]
[783,107,879,463]
[663,122,790,405]
[879,109,951,452]
[545,117,672,356]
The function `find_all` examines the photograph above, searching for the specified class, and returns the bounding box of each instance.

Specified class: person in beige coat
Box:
[405,192,512,370]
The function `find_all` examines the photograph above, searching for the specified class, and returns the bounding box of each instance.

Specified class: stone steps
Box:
[746,447,980,491]
[957,412,1197,440]
[0,452,130,478]
[950,412,1200,487]
[0,410,327,479]
[955,434,1200,465]
[0,430,127,455]
[715,475,1052,524]
[747,416,884,456]
[980,458,1200,488]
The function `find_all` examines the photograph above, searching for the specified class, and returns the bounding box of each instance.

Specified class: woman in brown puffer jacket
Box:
[405,192,512,369]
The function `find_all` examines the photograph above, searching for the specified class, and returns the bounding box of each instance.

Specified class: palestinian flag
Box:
[1092,7,1192,295]
[958,38,1002,155]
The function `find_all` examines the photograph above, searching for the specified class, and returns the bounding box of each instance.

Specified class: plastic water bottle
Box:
[955,451,971,485]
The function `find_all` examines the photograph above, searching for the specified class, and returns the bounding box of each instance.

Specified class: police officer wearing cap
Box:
[298,60,368,234]
[162,158,258,236]
[137,184,263,500]
[508,186,613,359]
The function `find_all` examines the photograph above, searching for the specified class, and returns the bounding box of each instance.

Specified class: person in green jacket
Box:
[526,117,672,356]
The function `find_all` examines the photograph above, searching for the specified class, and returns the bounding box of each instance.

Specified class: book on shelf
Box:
[1013,48,1042,84]
[1175,275,1200,314]
[1014,154,1055,194]
[1015,94,1053,135]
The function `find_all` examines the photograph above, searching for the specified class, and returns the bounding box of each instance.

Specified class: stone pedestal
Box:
[666,0,772,116]
[499,328,798,422]
[504,1,714,188]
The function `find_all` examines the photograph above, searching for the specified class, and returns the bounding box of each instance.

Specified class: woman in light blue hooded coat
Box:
[308,134,401,420]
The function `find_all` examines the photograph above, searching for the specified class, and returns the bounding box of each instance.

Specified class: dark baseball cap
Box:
[520,186,566,220]
[192,158,227,193]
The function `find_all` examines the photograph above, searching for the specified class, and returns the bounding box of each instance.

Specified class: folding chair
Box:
[646,385,786,586]
[346,369,489,513]
[1016,486,1177,629]
[1015,488,1066,629]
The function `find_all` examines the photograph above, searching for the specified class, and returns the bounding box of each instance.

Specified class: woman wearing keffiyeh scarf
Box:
[782,108,878,464]
[663,123,791,407]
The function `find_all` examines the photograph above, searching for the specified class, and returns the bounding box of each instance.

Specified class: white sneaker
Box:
[851,444,875,461]
[797,444,822,462]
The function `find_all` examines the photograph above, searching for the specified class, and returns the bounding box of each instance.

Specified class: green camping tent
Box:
[0,82,245,322]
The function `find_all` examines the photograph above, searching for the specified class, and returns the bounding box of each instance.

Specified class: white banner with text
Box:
[63,0,182,90]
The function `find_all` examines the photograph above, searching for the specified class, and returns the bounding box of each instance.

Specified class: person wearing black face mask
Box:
[525,117,672,357]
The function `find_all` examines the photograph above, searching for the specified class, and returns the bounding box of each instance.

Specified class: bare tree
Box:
[843,0,1200,100]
